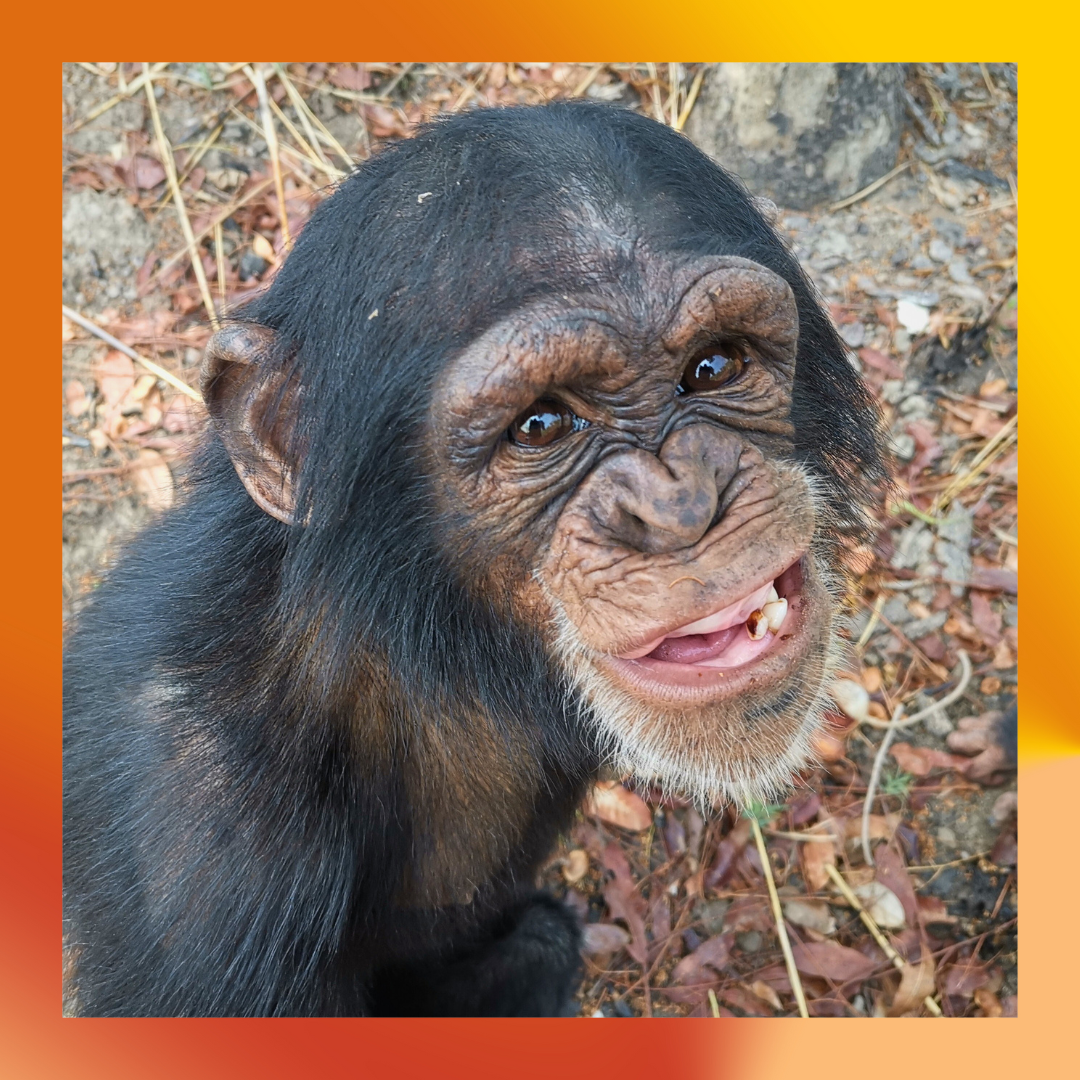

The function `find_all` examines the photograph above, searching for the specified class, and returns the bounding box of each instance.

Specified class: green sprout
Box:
[880,767,915,800]
[741,799,786,827]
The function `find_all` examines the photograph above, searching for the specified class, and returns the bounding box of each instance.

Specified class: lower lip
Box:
[596,560,812,702]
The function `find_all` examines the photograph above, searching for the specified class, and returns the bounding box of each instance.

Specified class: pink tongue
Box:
[649,625,743,664]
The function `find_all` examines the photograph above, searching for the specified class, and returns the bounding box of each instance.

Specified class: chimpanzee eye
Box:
[677,341,751,395]
[508,398,579,447]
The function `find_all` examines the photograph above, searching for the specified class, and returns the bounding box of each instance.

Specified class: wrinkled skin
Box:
[427,256,837,801]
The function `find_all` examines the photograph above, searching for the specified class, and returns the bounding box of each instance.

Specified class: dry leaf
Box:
[748,980,782,1011]
[251,233,279,265]
[854,882,906,928]
[130,449,174,511]
[974,987,1003,1017]
[889,742,972,777]
[581,923,629,955]
[873,845,919,926]
[94,350,135,408]
[791,940,877,984]
[782,898,836,935]
[671,933,734,986]
[563,849,588,884]
[66,379,90,418]
[888,952,936,1015]
[801,833,838,892]
[599,843,648,963]
[584,781,652,832]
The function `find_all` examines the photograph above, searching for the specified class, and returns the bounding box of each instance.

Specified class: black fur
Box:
[63,102,884,1016]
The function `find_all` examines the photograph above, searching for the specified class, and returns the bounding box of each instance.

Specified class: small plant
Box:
[880,767,915,800]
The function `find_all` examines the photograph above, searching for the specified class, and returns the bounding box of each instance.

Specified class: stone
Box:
[685,63,903,210]
[928,237,954,262]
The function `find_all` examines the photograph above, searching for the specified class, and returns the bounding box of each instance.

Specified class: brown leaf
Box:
[563,848,588,884]
[801,833,838,892]
[65,379,90,418]
[888,952,936,1015]
[584,781,652,832]
[889,742,972,778]
[329,64,371,91]
[716,985,771,1016]
[94,350,135,408]
[251,233,279,265]
[967,567,1017,594]
[581,922,629,955]
[873,845,919,926]
[130,449,174,511]
[600,843,648,963]
[748,980,782,1011]
[915,894,957,926]
[942,960,992,997]
[791,940,877,983]
[858,348,904,379]
[969,591,1003,645]
[722,896,772,934]
[671,933,735,986]
[974,987,1003,1017]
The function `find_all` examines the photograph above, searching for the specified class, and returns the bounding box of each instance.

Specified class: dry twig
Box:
[62,305,202,403]
[143,62,219,330]
[749,815,809,1018]
[825,863,942,1016]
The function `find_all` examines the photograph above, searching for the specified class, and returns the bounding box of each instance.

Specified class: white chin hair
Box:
[547,576,845,811]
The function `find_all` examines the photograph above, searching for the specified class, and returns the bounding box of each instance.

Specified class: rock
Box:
[896,299,931,333]
[685,63,903,210]
[839,322,866,348]
[928,238,954,262]
[935,505,974,596]
[891,432,915,461]
[947,258,973,285]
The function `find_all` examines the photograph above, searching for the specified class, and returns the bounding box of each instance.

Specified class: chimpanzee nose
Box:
[586,425,745,555]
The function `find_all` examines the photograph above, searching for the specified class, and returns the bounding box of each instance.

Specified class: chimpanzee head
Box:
[203,102,884,806]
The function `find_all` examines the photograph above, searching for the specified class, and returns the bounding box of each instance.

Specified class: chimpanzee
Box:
[63,101,888,1016]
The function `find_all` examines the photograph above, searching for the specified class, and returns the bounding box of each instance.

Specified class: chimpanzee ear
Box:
[201,323,301,525]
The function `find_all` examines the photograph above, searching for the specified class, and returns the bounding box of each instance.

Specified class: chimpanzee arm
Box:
[63,673,390,1017]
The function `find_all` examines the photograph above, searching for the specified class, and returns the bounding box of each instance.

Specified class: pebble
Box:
[839,323,866,348]
[910,254,935,271]
[881,379,905,405]
[896,299,931,333]
[891,432,916,461]
[947,258,973,284]
[935,505,974,596]
[898,394,931,418]
[903,610,949,639]
[928,237,954,262]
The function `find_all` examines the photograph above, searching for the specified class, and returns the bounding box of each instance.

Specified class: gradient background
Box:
[4,10,1069,1076]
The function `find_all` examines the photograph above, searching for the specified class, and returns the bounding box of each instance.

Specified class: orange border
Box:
[4,10,1070,1077]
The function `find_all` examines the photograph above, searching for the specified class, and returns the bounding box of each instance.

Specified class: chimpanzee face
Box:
[430,254,839,804]
[203,105,877,808]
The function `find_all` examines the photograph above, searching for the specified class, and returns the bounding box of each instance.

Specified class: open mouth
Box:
[596,560,812,702]
[619,560,802,668]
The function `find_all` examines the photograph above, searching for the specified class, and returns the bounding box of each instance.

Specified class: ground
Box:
[62,62,1017,1017]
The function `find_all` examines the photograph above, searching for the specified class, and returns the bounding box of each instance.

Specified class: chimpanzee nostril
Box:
[584,425,746,555]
